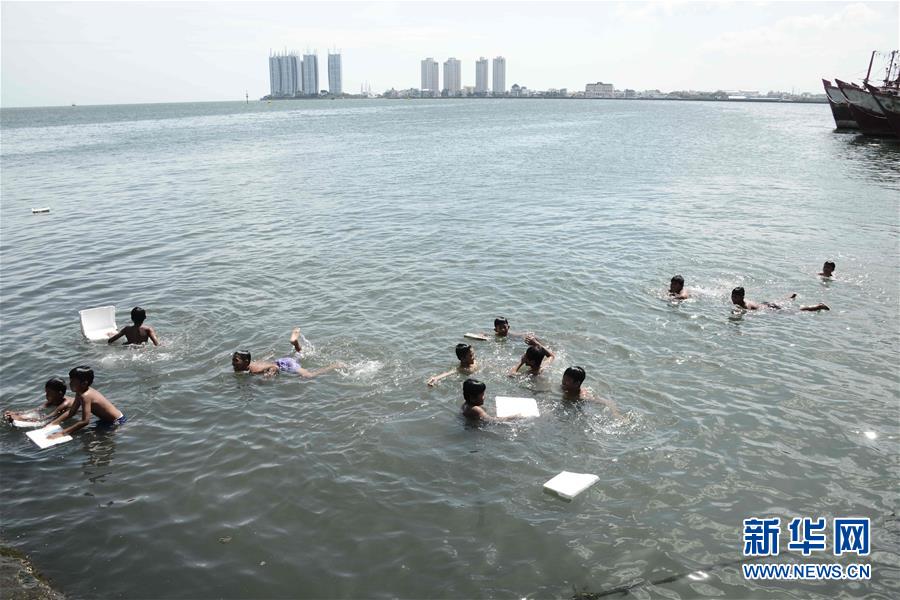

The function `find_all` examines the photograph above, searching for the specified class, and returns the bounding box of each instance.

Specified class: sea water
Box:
[1,99,898,598]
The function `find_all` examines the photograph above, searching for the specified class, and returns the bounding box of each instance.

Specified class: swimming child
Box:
[668,275,689,299]
[231,328,343,378]
[509,336,555,375]
[461,378,491,421]
[47,367,125,439]
[427,343,477,386]
[819,261,836,278]
[108,306,160,346]
[560,366,622,418]
[731,287,829,312]
[481,317,534,339]
[4,377,75,425]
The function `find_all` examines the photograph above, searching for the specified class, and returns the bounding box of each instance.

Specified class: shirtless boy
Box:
[47,366,126,439]
[4,377,74,425]
[509,336,555,375]
[819,261,836,278]
[668,275,689,299]
[231,328,343,378]
[731,287,829,312]
[427,343,477,386]
[108,307,160,346]
[561,366,622,418]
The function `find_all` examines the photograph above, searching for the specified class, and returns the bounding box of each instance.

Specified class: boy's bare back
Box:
[80,387,122,422]
[113,324,159,345]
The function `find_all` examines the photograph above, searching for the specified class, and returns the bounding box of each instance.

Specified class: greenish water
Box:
[1,99,898,598]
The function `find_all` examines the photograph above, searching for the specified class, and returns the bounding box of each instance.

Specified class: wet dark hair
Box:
[731,287,745,297]
[564,366,586,385]
[68,366,94,386]
[494,317,509,328]
[131,306,146,325]
[824,261,836,270]
[671,275,684,285]
[463,378,486,403]
[232,351,251,362]
[455,343,472,360]
[45,377,67,394]
[525,345,549,364]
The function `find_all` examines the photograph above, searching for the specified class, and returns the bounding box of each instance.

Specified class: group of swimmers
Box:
[5,261,837,437]
[2,307,156,437]
[667,260,835,312]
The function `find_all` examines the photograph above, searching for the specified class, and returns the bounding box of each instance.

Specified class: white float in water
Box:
[31,207,50,214]
[864,431,877,440]
[79,305,118,342]
[495,396,539,418]
[26,424,71,449]
[543,471,599,501]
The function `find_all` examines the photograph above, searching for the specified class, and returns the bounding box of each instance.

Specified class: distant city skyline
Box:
[2,2,898,107]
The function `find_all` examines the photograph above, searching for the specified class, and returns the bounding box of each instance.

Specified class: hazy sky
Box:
[2,1,898,107]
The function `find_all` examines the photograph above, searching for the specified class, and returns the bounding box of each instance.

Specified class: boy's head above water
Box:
[562,366,586,390]
[463,378,486,405]
[493,317,509,336]
[232,351,251,372]
[731,286,745,304]
[822,261,836,275]
[455,343,474,362]
[45,377,67,402]
[670,275,684,293]
[524,345,550,369]
[68,366,94,391]
[131,306,147,325]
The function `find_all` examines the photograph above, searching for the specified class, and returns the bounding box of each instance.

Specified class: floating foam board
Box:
[31,207,50,214]
[543,471,599,501]
[464,333,489,341]
[79,305,117,342]
[26,425,72,449]
[495,396,539,418]
[13,419,45,429]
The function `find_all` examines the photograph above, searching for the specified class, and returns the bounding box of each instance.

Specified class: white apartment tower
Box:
[328,52,342,95]
[302,53,319,96]
[492,56,506,95]
[475,57,489,94]
[421,57,439,97]
[269,51,300,97]
[443,58,461,95]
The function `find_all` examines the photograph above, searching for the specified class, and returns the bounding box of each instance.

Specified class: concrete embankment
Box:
[0,543,64,600]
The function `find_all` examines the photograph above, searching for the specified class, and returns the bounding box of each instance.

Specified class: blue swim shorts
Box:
[98,414,127,428]
[275,357,301,373]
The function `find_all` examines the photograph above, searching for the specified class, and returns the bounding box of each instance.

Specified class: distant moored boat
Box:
[865,83,900,137]
[836,79,894,137]
[821,79,857,129]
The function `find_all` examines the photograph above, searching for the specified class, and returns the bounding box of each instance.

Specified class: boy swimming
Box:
[731,287,829,312]
[4,377,75,425]
[509,336,555,375]
[427,343,477,386]
[47,366,125,439]
[461,378,491,421]
[819,261,836,278]
[108,306,160,346]
[668,275,689,299]
[231,328,343,378]
[481,317,534,339]
[560,366,622,418]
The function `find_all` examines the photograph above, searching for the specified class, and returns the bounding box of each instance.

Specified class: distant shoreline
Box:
[262,95,827,104]
[1,96,827,111]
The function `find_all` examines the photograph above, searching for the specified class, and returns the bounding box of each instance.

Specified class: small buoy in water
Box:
[864,431,877,440]
[31,207,50,214]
